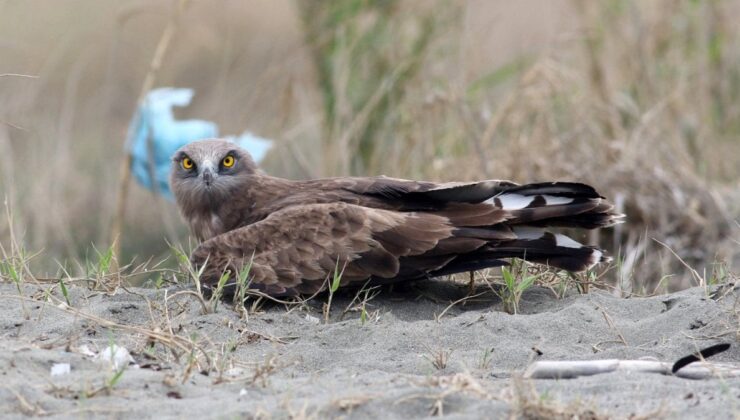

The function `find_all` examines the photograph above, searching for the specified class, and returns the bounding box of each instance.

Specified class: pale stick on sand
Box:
[524,360,740,380]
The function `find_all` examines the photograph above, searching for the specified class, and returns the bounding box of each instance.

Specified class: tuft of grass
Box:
[233,253,255,318]
[153,273,165,289]
[250,355,279,388]
[0,255,23,290]
[423,347,452,371]
[169,241,208,298]
[209,270,231,313]
[82,244,120,290]
[95,246,114,278]
[58,277,71,306]
[323,259,346,323]
[106,368,126,390]
[360,305,368,325]
[341,281,381,324]
[0,201,35,318]
[0,255,30,319]
[478,347,494,370]
[708,260,735,286]
[85,367,127,399]
[499,263,538,315]
[506,377,608,420]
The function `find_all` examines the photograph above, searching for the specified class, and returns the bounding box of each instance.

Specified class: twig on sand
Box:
[240,328,295,345]
[595,303,628,346]
[395,373,495,417]
[3,385,46,416]
[435,291,489,322]
[331,395,377,414]
[524,359,739,380]
[165,289,209,314]
[4,384,126,416]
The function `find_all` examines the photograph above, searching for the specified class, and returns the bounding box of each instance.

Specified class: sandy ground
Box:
[0,279,738,419]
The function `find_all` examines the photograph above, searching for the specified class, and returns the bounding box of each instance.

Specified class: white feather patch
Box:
[542,195,573,206]
[589,249,605,266]
[554,233,585,249]
[488,194,533,210]
[512,226,545,240]
[487,193,573,209]
[514,228,587,249]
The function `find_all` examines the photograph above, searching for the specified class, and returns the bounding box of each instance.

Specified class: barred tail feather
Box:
[385,180,622,279]
[488,182,624,229]
[417,180,624,229]
[505,226,610,271]
[443,226,609,275]
[414,181,622,274]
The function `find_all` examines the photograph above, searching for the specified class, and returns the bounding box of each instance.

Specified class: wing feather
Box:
[191,202,458,296]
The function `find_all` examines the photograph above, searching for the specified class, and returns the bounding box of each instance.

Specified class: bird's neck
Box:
[189,174,294,241]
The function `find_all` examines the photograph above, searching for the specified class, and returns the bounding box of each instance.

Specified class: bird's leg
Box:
[467,271,475,296]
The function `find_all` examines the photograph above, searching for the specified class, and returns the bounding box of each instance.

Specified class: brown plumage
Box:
[170,139,623,297]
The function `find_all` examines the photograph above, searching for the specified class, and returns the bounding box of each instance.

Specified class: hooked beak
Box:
[201,167,215,188]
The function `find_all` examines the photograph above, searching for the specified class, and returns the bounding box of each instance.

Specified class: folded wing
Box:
[191,203,457,296]
[192,189,620,296]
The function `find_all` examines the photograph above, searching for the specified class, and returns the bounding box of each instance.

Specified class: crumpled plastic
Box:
[93,344,138,371]
[128,87,273,200]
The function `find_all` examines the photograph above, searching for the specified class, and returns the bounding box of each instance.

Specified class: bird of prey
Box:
[170,139,622,297]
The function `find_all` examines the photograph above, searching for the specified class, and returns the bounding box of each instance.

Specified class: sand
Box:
[0,279,737,419]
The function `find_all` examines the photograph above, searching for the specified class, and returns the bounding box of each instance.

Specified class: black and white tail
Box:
[490,182,622,271]
[419,181,623,274]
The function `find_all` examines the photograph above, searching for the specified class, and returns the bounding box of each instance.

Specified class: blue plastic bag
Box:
[128,88,273,200]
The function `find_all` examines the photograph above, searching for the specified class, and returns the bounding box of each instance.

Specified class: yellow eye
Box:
[181,157,194,170]
[222,155,235,168]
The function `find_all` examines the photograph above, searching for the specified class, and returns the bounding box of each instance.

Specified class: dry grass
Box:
[423,346,453,371]
[396,372,497,417]
[504,377,607,420]
[0,1,738,292]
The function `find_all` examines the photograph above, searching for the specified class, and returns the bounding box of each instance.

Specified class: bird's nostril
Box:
[203,171,213,186]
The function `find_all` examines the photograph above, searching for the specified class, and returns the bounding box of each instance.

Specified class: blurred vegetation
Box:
[297,0,449,174]
[0,0,738,293]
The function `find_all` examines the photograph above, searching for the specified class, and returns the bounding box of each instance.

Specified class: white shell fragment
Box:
[77,345,97,357]
[94,345,137,370]
[225,367,245,377]
[50,363,71,376]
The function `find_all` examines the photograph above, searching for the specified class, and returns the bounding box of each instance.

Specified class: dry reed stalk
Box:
[109,0,189,268]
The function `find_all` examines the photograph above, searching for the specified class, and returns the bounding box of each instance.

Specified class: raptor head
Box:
[170,138,257,213]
